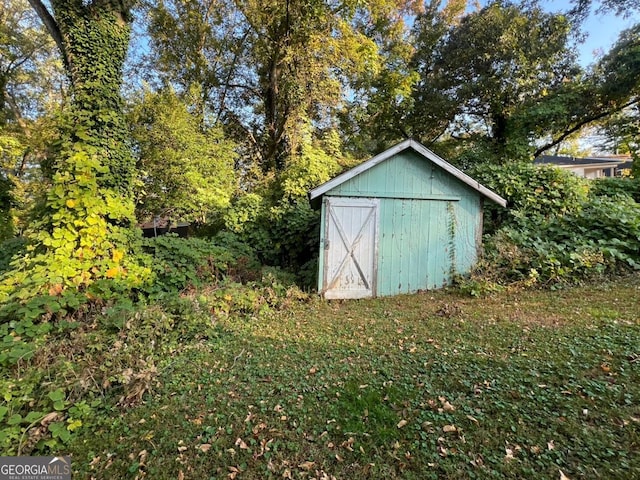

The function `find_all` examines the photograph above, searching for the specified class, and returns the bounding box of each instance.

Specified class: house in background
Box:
[140,217,190,238]
[534,154,629,178]
[308,139,506,299]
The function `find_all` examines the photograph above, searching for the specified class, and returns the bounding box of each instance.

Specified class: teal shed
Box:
[309,140,507,299]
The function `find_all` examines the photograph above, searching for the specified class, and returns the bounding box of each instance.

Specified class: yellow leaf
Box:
[66,198,77,208]
[112,249,124,264]
[105,267,119,278]
[67,419,82,431]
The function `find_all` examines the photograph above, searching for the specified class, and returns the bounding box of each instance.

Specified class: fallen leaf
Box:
[397,419,408,428]
[341,437,355,451]
[439,396,455,412]
[559,469,571,480]
[504,447,515,461]
[228,465,240,479]
[235,437,248,449]
[177,446,188,453]
[198,443,211,453]
[252,422,267,434]
[178,470,184,480]
[442,425,457,433]
[547,440,555,450]
[40,412,61,425]
[298,461,315,471]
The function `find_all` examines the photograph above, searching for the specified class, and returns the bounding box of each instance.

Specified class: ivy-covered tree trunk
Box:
[0,1,150,317]
[52,0,136,194]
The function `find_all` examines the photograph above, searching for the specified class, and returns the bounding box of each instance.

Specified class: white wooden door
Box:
[323,197,379,299]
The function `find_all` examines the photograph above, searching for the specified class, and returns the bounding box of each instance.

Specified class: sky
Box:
[578,13,635,65]
[540,0,637,66]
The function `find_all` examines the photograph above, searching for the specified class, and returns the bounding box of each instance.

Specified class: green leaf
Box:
[7,414,22,425]
[48,389,65,403]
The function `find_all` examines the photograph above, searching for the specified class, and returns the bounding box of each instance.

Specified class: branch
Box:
[3,92,31,138]
[27,0,70,70]
[533,97,640,157]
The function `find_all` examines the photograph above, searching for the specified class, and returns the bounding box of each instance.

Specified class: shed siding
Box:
[317,200,327,292]
[327,151,470,200]
[376,198,450,294]
[319,150,483,296]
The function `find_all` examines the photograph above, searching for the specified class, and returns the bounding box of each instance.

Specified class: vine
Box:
[447,201,457,279]
[0,1,151,320]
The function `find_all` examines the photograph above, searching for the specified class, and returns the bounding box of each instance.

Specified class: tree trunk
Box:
[51,0,135,195]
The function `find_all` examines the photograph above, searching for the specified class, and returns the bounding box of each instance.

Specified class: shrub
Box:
[481,196,640,286]
[466,162,589,232]
[223,196,320,280]
[141,234,261,294]
[589,177,640,202]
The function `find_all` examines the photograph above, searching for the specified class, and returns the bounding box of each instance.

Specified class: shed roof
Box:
[309,139,507,208]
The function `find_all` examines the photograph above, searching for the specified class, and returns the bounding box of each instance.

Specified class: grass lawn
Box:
[69,279,640,479]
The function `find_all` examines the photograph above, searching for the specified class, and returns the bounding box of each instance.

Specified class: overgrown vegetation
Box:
[0,233,305,456]
[457,163,640,291]
[2,0,640,312]
[465,162,589,233]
